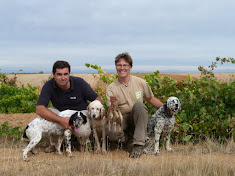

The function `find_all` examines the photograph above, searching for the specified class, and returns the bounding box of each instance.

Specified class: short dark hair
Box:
[115,52,133,67]
[52,61,71,74]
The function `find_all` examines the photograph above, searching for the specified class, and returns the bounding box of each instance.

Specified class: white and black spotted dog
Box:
[143,96,181,155]
[22,110,90,161]
[72,110,91,152]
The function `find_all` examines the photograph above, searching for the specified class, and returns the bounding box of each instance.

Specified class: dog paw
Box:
[166,147,173,152]
[95,149,101,154]
[154,151,160,156]
[31,149,38,155]
[23,157,29,162]
[68,153,73,158]
[143,149,153,155]
[153,149,160,156]
[56,151,63,155]
[102,149,107,154]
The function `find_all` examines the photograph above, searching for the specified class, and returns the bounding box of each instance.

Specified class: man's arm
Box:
[145,96,163,109]
[36,105,72,131]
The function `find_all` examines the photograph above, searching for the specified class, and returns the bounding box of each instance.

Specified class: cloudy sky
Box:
[0,0,234,73]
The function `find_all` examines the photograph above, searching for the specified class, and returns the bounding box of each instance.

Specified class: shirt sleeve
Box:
[106,84,114,107]
[82,79,98,101]
[142,80,154,99]
[36,82,52,107]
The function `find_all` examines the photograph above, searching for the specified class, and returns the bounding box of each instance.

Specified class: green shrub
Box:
[0,58,234,143]
[0,83,39,113]
[0,122,24,140]
[86,57,235,143]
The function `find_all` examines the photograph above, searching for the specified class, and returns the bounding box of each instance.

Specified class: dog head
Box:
[87,100,105,120]
[164,96,181,115]
[69,111,87,132]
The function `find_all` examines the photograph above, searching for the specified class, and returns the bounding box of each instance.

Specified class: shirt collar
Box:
[52,76,74,91]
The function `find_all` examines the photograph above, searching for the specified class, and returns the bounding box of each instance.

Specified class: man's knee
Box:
[132,102,148,116]
[133,102,147,111]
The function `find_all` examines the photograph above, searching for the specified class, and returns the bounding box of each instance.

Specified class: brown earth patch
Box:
[0,113,37,128]
[6,73,235,90]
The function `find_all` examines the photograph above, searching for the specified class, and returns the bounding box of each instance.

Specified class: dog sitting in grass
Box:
[87,100,107,154]
[143,96,181,155]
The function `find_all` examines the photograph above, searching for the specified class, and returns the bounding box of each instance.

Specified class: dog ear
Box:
[80,112,87,124]
[101,107,105,118]
[178,99,182,111]
[87,104,90,112]
[163,102,168,112]
[69,112,78,126]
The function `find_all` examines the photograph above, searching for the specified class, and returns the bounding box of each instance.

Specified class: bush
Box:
[0,83,39,113]
[0,122,24,140]
[144,70,234,143]
[0,58,234,143]
[86,57,235,143]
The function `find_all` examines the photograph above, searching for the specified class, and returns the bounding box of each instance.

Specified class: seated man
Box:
[36,60,102,152]
[106,52,163,158]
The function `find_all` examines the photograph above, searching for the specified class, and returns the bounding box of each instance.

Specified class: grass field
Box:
[0,137,234,176]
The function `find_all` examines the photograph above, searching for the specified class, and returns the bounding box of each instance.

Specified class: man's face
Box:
[115,58,132,78]
[53,68,70,87]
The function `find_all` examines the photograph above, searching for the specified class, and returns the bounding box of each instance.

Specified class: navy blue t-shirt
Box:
[36,76,98,111]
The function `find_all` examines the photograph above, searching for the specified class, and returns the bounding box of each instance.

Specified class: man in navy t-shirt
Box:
[36,60,102,152]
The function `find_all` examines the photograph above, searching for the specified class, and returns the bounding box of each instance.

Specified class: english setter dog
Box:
[87,100,107,154]
[22,110,91,161]
[143,96,181,155]
[107,99,123,132]
[70,110,91,152]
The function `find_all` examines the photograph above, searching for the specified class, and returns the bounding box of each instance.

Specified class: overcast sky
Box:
[0,0,234,73]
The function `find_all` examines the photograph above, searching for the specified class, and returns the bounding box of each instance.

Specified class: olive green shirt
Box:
[106,75,154,115]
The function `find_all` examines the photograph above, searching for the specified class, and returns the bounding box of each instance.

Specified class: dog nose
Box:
[176,104,178,107]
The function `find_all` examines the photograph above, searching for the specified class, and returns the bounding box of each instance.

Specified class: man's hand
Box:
[110,95,118,103]
[59,117,73,131]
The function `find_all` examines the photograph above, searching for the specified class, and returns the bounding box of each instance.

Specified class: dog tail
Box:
[22,125,29,140]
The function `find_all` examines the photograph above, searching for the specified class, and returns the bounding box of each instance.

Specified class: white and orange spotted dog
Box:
[87,100,107,154]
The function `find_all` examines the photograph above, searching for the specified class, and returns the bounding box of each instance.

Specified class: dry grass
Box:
[0,138,234,176]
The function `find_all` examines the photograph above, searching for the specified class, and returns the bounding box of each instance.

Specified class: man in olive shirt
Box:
[106,53,163,158]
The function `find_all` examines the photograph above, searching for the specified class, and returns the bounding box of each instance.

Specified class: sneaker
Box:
[129,144,144,158]
[44,145,56,153]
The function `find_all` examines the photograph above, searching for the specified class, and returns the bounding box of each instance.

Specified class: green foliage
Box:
[0,122,24,140]
[0,73,17,86]
[85,63,118,84]
[86,57,235,143]
[198,57,235,78]
[0,58,234,143]
[0,83,39,113]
